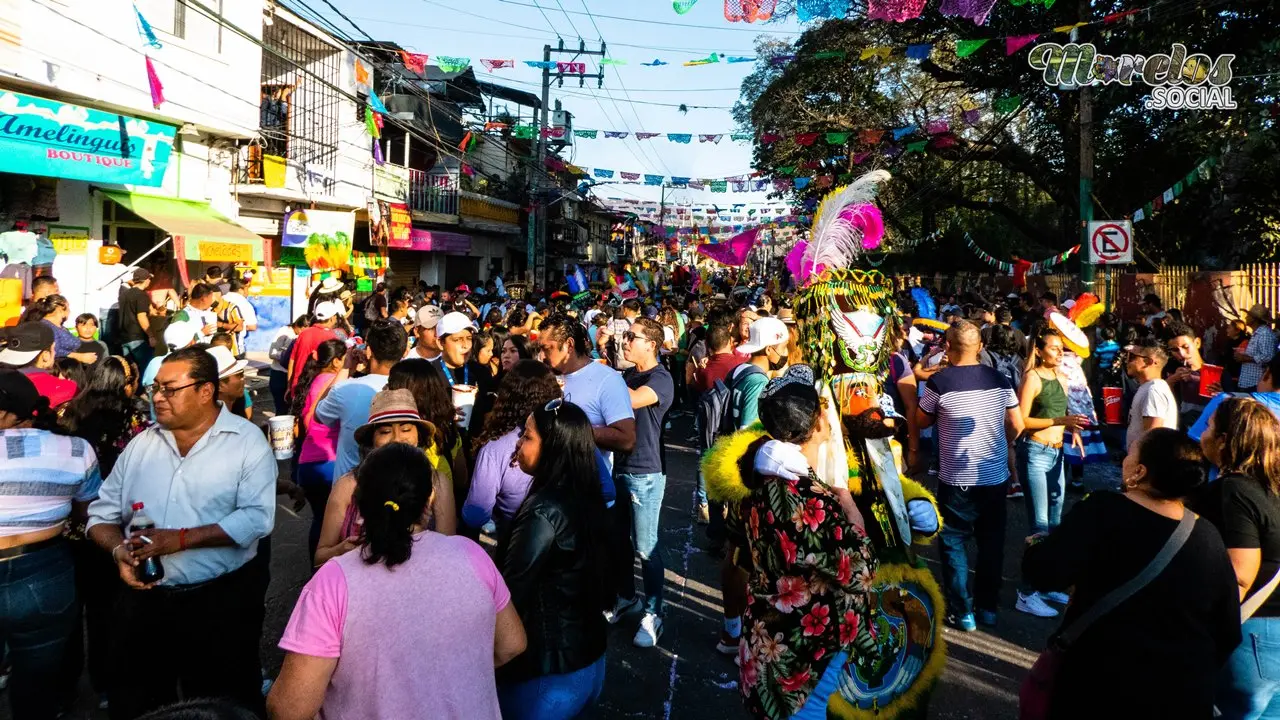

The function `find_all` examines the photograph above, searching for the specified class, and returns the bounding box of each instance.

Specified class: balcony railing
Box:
[409,169,458,216]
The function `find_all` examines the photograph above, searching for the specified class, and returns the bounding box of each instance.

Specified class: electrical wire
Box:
[495,0,805,34]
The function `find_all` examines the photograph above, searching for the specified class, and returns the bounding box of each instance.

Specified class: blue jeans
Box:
[937,482,1007,617]
[1016,439,1064,536]
[619,472,666,615]
[268,369,288,415]
[121,339,153,375]
[498,655,606,720]
[1219,617,1280,719]
[296,460,335,565]
[0,541,77,720]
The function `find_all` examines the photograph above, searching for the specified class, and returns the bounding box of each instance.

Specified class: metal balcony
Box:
[409,169,459,216]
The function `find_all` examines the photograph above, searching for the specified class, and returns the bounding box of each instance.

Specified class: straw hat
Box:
[353,388,435,446]
[1247,304,1273,325]
[1049,312,1091,358]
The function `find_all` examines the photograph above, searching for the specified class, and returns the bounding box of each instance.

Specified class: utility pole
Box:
[1076,8,1095,289]
[532,38,605,289]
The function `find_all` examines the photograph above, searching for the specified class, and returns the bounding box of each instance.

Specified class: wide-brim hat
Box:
[354,388,436,446]
[1049,312,1091,358]
[206,345,249,378]
[317,277,344,294]
[1247,304,1273,324]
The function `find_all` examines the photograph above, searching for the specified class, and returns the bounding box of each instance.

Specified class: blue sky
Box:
[318,0,805,207]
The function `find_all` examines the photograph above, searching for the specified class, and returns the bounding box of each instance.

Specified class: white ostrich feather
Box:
[801,169,890,277]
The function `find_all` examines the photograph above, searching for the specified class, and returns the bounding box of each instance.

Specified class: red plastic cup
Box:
[1199,365,1224,397]
[1103,387,1123,425]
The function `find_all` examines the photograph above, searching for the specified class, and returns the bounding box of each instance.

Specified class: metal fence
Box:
[408,169,458,216]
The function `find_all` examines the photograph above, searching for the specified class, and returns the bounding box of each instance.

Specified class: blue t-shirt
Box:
[314,374,390,482]
[618,364,674,475]
[919,364,1018,487]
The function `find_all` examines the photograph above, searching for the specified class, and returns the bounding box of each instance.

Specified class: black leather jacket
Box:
[497,486,607,684]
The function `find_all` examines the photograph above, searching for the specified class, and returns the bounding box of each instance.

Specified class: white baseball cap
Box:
[162,320,202,350]
[206,345,248,379]
[737,317,790,355]
[437,311,474,338]
[314,300,345,321]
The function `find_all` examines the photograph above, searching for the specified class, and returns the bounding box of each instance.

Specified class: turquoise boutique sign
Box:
[0,90,177,187]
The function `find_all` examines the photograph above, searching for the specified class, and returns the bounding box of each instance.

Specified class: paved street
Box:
[32,369,1121,720]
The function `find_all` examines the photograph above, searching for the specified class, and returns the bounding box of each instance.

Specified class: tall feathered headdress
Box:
[786,170,889,286]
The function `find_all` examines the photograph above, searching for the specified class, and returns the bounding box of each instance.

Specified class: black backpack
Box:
[696,363,766,451]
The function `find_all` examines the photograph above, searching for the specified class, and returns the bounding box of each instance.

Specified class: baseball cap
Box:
[206,345,248,379]
[737,317,789,355]
[438,311,474,338]
[163,321,202,350]
[0,370,43,419]
[314,300,345,321]
[415,305,443,330]
[0,323,55,366]
[132,268,153,283]
[455,283,471,294]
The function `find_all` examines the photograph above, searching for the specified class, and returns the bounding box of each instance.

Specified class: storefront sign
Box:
[0,90,176,187]
[373,165,410,202]
[47,225,90,255]
[281,209,355,248]
[406,228,471,255]
[198,241,254,263]
[386,203,412,247]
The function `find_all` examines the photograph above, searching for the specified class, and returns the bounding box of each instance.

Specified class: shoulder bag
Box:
[1020,509,1195,720]
[1242,565,1280,623]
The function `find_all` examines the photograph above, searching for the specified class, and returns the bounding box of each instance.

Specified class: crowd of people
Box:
[6,258,1280,720]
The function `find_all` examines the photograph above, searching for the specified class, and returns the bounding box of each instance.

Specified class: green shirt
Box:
[732,365,769,429]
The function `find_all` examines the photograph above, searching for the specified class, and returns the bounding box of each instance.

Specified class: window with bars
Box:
[250,17,341,193]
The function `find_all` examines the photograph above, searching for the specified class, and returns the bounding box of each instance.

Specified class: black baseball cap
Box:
[0,370,42,419]
[0,323,55,366]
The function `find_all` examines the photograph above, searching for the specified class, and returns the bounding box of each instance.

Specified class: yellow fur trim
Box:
[900,475,941,545]
[700,424,767,504]
[826,563,947,720]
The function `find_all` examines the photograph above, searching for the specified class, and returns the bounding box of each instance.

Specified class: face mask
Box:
[768,350,789,372]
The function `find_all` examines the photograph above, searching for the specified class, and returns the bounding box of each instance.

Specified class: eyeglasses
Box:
[624,331,657,344]
[147,380,202,398]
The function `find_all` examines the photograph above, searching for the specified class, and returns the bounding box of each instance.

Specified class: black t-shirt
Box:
[118,286,149,343]
[1219,473,1280,617]
[1023,491,1241,720]
[617,364,673,475]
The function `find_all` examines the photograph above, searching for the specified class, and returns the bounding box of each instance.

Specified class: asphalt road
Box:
[32,369,1121,720]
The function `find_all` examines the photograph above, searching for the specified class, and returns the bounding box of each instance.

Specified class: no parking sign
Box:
[1087,221,1133,265]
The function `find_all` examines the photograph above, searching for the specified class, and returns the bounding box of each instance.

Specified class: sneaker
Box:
[697,503,710,525]
[1007,483,1024,499]
[977,609,999,627]
[1016,591,1060,618]
[0,668,8,691]
[604,595,643,625]
[715,631,741,655]
[946,613,977,632]
[98,695,109,711]
[1043,591,1071,605]
[634,612,664,648]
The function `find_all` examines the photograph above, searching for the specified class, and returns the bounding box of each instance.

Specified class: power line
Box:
[494,0,805,34]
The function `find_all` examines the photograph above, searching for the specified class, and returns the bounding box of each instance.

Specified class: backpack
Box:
[363,294,380,322]
[992,351,1024,393]
[696,363,766,451]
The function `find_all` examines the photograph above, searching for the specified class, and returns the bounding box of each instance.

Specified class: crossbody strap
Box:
[1058,509,1195,648]
[1242,567,1280,623]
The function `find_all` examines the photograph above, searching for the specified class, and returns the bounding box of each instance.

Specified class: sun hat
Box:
[736,317,789,355]
[317,277,344,294]
[415,305,443,330]
[1049,312,1091,358]
[0,323,55,366]
[163,320,202,350]
[437,311,474,338]
[1247,304,1273,324]
[354,388,436,446]
[776,307,796,325]
[205,345,248,379]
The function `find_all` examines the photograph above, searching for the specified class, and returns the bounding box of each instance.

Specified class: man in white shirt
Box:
[406,305,443,362]
[173,282,218,341]
[1124,338,1179,450]
[87,346,277,718]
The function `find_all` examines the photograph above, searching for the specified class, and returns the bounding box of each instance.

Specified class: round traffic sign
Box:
[1091,223,1130,261]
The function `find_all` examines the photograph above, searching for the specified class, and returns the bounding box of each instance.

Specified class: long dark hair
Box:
[387,358,457,452]
[524,400,611,611]
[59,356,141,475]
[1211,397,1280,494]
[19,294,69,324]
[354,443,432,569]
[473,360,561,451]
[290,339,347,438]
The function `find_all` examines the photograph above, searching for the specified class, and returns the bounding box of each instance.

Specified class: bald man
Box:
[915,320,1024,631]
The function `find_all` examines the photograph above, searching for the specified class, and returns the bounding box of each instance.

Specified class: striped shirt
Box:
[919,365,1018,487]
[0,429,102,536]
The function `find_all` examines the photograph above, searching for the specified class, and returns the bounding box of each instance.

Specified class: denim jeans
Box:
[121,339,153,375]
[1219,617,1280,719]
[937,482,1007,617]
[268,369,289,416]
[618,472,666,615]
[296,460,336,565]
[0,541,77,720]
[498,655,606,720]
[1016,439,1064,536]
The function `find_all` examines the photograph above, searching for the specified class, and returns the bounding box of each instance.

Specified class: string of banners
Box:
[680,0,1141,25]
[1129,157,1216,224]
[966,234,1081,273]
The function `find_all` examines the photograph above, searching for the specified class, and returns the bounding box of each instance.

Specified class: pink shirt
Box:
[280,532,510,720]
[298,373,341,465]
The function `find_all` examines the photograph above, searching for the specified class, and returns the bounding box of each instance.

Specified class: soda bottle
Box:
[128,502,165,585]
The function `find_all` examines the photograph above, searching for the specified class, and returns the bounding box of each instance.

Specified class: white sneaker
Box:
[1016,591,1060,618]
[1043,591,1070,605]
[634,612,663,648]
[604,595,643,625]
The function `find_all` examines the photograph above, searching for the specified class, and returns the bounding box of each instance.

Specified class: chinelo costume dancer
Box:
[703,170,945,720]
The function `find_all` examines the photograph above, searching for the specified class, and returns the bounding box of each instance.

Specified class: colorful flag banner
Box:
[594,169,614,178]
[993,95,1022,114]
[905,43,932,60]
[436,56,470,73]
[642,59,669,66]
[480,59,514,71]
[525,60,556,69]
[601,58,627,66]
[636,132,660,140]
[574,129,598,139]
[955,39,989,57]
[133,4,162,48]
[557,61,586,74]
[645,174,664,185]
[367,90,389,115]
[145,56,165,108]
[400,51,429,74]
[696,227,761,266]
[621,172,641,180]
[604,131,629,139]
[668,133,693,143]
[1006,34,1039,55]
[700,134,724,143]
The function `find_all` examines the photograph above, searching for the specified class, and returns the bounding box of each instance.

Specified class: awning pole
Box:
[96,235,173,291]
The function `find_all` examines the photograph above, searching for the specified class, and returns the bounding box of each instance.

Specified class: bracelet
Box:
[111,543,125,561]
[179,528,189,551]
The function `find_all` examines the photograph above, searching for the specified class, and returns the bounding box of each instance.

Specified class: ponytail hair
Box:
[19,294,69,324]
[354,443,432,569]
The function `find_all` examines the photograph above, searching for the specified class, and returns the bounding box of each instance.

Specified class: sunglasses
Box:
[544,398,565,414]
[624,331,657,344]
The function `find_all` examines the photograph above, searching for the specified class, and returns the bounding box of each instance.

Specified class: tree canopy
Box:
[735,2,1280,269]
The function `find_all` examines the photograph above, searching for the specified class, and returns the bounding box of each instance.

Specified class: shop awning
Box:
[99,190,264,263]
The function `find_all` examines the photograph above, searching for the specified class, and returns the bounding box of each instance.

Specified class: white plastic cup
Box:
[452,385,477,428]
[268,415,295,460]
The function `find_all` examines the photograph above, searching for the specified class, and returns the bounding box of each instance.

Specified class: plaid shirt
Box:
[1240,325,1276,389]
[0,429,101,536]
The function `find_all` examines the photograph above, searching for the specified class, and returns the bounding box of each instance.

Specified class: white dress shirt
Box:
[87,404,277,586]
